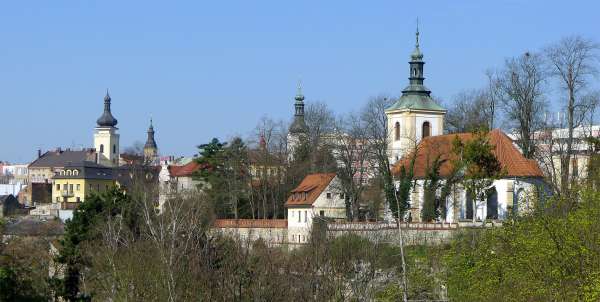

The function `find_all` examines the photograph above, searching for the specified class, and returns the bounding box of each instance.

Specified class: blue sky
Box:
[1,0,599,163]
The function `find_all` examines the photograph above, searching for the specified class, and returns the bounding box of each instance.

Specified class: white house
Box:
[158,159,204,210]
[284,173,346,244]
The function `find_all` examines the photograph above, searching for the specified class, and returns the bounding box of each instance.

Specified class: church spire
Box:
[289,79,308,134]
[144,117,157,150]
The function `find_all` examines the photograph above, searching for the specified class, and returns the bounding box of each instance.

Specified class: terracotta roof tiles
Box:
[392,129,543,179]
[284,173,336,207]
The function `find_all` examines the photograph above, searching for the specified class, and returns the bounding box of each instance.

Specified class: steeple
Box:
[144,117,158,162]
[386,22,445,112]
[406,22,428,95]
[144,118,158,150]
[289,80,308,134]
[96,89,118,127]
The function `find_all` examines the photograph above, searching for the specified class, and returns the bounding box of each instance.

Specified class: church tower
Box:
[385,25,446,165]
[94,90,120,167]
[144,118,159,163]
[287,81,309,161]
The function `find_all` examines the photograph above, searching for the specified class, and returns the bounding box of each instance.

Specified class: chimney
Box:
[38,149,42,158]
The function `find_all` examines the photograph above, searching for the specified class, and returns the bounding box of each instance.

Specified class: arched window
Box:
[73,170,79,176]
[100,144,104,154]
[113,144,117,154]
[413,68,418,77]
[66,170,71,176]
[394,122,400,141]
[422,121,431,139]
[486,187,498,220]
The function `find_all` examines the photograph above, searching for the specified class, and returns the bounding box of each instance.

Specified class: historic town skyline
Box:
[2,0,599,163]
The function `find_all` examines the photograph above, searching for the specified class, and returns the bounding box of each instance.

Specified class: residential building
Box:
[510,125,600,183]
[0,164,28,185]
[393,129,545,222]
[27,148,97,205]
[158,160,204,209]
[284,173,346,244]
[51,161,115,205]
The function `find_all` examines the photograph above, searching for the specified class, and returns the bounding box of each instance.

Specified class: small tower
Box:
[94,90,120,167]
[287,80,309,161]
[385,24,446,165]
[144,118,159,163]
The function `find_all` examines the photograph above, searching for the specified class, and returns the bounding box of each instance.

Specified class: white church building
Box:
[385,29,545,223]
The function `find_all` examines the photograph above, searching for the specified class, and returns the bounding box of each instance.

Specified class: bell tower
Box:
[144,118,159,163]
[385,24,446,165]
[287,80,309,161]
[94,90,120,167]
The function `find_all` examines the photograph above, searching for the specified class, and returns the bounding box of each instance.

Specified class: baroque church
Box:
[283,27,545,223]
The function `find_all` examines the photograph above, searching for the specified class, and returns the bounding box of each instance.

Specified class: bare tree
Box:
[330,113,374,221]
[497,51,547,159]
[305,101,336,147]
[140,192,213,302]
[445,89,494,133]
[545,36,599,193]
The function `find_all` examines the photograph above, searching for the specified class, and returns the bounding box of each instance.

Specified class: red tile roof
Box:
[168,161,203,177]
[392,129,543,179]
[213,219,287,229]
[284,173,336,207]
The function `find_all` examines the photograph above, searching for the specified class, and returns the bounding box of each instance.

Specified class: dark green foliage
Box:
[452,130,503,222]
[54,187,135,301]
[421,155,444,222]
[194,137,252,218]
[0,265,47,302]
[391,155,415,219]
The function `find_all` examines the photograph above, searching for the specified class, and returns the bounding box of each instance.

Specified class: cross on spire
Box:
[416,18,420,48]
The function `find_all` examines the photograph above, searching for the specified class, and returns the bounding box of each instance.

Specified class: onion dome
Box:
[96,90,118,127]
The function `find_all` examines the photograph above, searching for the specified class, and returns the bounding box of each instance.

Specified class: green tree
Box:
[452,130,503,223]
[421,155,444,222]
[54,188,136,301]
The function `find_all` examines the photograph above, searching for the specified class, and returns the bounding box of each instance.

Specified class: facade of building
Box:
[385,28,446,165]
[393,129,545,222]
[284,173,346,244]
[510,125,600,183]
[0,164,28,185]
[158,160,204,209]
[51,162,115,204]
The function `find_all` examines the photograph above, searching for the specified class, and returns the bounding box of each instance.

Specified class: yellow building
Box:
[52,162,115,205]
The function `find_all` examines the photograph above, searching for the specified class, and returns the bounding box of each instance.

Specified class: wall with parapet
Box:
[211,219,501,247]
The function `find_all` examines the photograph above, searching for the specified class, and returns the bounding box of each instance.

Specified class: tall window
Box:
[572,158,579,177]
[394,122,400,141]
[113,144,116,154]
[422,121,431,139]
[100,144,104,154]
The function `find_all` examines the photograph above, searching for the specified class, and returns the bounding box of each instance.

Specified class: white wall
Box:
[287,177,347,243]
[94,127,120,167]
